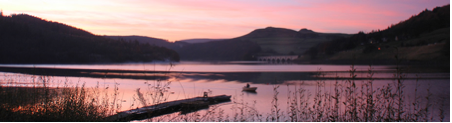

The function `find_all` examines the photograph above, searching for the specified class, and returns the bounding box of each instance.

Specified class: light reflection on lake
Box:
[0,61,393,72]
[0,62,449,121]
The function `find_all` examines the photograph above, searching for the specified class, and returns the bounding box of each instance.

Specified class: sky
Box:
[0,0,449,41]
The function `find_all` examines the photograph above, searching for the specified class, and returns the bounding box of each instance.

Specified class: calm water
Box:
[0,62,449,121]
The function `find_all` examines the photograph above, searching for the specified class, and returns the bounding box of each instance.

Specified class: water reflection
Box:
[0,65,447,85]
[0,62,394,72]
[0,63,449,121]
[243,91,257,95]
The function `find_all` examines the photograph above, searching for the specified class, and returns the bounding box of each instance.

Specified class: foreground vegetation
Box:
[0,63,447,122]
[0,76,121,121]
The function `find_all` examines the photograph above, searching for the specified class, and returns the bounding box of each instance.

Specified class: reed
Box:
[0,75,120,121]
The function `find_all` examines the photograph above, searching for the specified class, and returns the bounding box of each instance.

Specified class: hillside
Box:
[0,14,179,63]
[304,4,450,65]
[235,27,350,55]
[175,39,261,61]
[105,36,260,61]
[105,35,180,49]
[175,38,225,44]
[117,27,348,61]
[111,27,350,61]
[329,27,449,61]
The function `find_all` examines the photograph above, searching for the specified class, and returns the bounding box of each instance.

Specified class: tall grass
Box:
[188,64,445,122]
[0,75,120,121]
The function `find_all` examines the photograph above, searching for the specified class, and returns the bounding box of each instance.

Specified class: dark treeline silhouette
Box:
[305,4,450,62]
[106,35,181,50]
[0,14,179,64]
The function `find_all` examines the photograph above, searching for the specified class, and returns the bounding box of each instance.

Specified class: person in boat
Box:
[246,83,250,88]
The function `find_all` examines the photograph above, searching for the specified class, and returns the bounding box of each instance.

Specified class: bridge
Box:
[257,55,299,63]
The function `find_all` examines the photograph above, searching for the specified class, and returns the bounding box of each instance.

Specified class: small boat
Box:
[242,87,257,92]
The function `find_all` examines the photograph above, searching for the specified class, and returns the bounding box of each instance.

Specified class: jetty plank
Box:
[104,95,231,122]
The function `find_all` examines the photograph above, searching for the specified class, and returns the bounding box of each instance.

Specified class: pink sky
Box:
[0,0,449,41]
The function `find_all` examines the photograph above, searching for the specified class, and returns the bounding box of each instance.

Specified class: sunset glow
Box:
[0,0,449,41]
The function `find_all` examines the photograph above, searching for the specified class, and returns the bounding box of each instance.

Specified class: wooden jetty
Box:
[104,95,231,122]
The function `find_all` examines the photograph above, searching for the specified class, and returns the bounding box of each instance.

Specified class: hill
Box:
[329,27,449,61]
[109,27,350,61]
[104,36,260,61]
[0,14,179,63]
[304,4,450,65]
[175,39,261,61]
[235,27,350,56]
[175,38,225,44]
[105,35,180,49]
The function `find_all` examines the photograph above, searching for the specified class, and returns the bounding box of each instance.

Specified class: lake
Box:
[0,62,449,121]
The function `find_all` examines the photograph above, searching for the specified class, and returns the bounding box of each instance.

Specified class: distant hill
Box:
[105,27,350,61]
[101,24,353,61]
[105,35,179,49]
[175,38,225,44]
[175,39,261,61]
[304,4,450,65]
[239,27,303,38]
[235,27,350,55]
[169,27,349,61]
[105,36,260,61]
[298,28,315,33]
[0,14,179,63]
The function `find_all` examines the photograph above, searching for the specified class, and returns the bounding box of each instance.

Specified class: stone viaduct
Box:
[257,55,299,63]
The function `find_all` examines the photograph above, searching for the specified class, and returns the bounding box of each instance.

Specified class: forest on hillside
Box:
[0,14,179,64]
[304,4,450,64]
